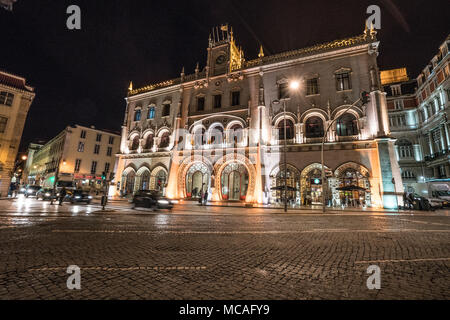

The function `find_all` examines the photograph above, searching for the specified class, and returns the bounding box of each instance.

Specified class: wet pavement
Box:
[0,196,449,299]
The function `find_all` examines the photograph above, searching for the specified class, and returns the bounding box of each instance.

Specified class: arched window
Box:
[277,119,294,140]
[159,132,170,148]
[228,124,244,145]
[144,134,154,150]
[397,139,413,158]
[305,117,324,138]
[156,170,167,191]
[162,104,170,117]
[134,109,142,121]
[210,126,224,145]
[140,171,150,190]
[336,114,358,136]
[125,171,136,194]
[148,107,155,119]
[193,128,206,147]
[130,136,140,151]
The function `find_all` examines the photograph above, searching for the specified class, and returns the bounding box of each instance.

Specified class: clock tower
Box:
[206,25,244,78]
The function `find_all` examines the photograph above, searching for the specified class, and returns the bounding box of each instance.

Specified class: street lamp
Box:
[274,80,300,213]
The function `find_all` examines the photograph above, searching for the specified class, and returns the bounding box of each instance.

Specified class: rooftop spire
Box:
[128,81,133,92]
[258,45,265,58]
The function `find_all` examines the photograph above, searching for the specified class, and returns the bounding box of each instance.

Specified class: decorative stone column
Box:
[375,137,404,209]
[440,125,447,151]
[428,134,434,155]
[445,165,450,178]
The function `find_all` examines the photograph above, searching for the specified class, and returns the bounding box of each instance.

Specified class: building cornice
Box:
[127,33,377,97]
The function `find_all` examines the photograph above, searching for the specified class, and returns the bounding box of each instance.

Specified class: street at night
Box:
[0,197,448,300]
[1,0,450,307]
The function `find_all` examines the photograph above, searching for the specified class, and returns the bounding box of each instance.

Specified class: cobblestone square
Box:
[0,198,449,300]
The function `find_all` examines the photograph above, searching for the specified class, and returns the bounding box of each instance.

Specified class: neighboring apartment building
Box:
[384,34,450,192]
[115,24,404,209]
[24,125,121,191]
[0,70,35,197]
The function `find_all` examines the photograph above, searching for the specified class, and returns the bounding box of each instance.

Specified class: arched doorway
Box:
[301,164,329,206]
[122,170,136,195]
[221,163,249,201]
[271,165,301,206]
[185,163,210,199]
[337,168,369,207]
[154,170,167,192]
[140,171,150,190]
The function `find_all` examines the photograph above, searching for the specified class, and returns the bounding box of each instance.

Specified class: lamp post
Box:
[321,97,363,213]
[274,81,300,213]
[282,99,288,213]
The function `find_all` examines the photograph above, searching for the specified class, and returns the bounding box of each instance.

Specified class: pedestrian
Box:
[403,192,409,209]
[408,192,415,209]
[59,187,67,206]
[203,189,208,205]
[198,191,203,206]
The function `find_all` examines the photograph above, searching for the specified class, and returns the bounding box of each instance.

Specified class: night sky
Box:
[1,0,448,150]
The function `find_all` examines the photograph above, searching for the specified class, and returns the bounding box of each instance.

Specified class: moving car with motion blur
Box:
[67,190,93,204]
[36,188,57,201]
[24,185,41,198]
[132,190,176,211]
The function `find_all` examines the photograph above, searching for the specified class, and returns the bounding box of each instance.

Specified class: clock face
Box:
[216,54,226,65]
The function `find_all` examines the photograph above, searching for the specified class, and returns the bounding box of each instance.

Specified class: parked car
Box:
[25,185,42,198]
[67,190,93,204]
[410,194,433,211]
[132,190,175,211]
[36,188,57,201]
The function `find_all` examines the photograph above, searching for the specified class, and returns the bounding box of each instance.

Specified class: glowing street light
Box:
[289,80,300,91]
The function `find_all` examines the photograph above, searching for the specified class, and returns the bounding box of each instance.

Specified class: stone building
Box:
[0,70,35,197]
[383,35,450,192]
[24,125,120,191]
[116,25,403,209]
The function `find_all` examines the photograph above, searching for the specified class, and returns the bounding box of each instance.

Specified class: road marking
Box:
[373,216,450,227]
[28,266,207,272]
[355,257,450,264]
[52,229,450,235]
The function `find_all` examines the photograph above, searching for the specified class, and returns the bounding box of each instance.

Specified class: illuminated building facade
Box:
[0,70,35,197]
[116,25,404,209]
[384,35,450,192]
[24,125,120,191]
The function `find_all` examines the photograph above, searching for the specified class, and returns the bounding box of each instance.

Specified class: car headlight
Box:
[88,196,93,199]
[75,196,81,199]
[170,200,179,204]
[27,189,32,193]
[158,200,169,205]
[45,193,51,197]
[20,188,26,192]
